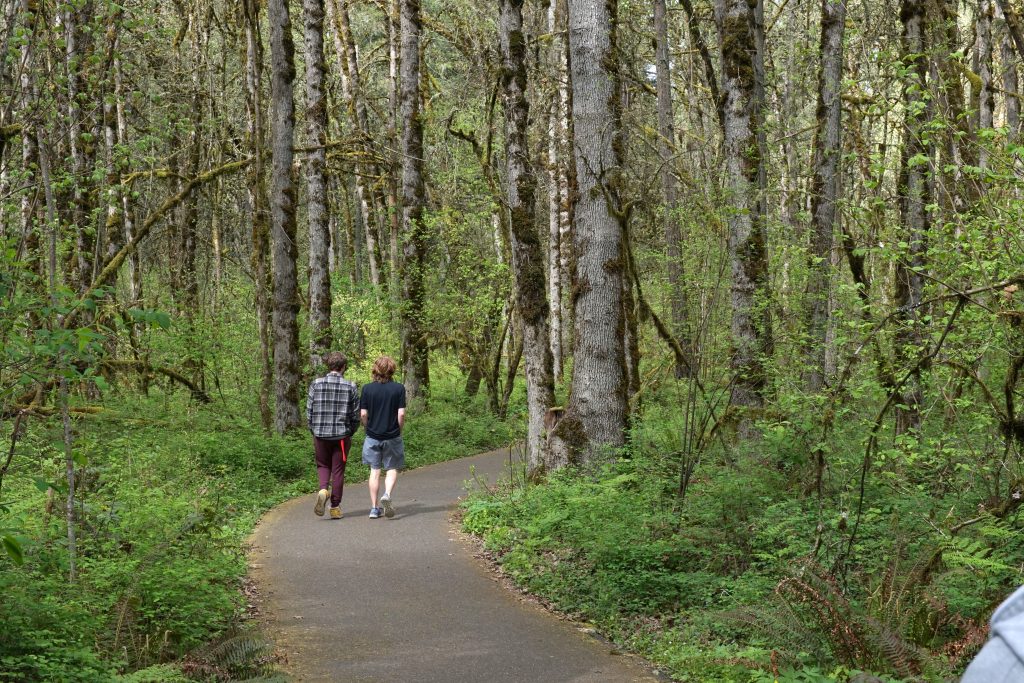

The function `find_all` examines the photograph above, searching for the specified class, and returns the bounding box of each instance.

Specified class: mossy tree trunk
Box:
[498,0,555,470]
[548,0,629,467]
[716,0,771,436]
[304,0,332,369]
[654,0,693,379]
[269,0,302,432]
[894,0,930,435]
[804,0,845,393]
[399,0,430,400]
[244,0,273,433]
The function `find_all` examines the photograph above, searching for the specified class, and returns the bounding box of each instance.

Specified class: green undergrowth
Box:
[0,369,512,682]
[461,391,1021,682]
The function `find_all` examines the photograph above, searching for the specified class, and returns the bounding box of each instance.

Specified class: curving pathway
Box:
[248,448,662,682]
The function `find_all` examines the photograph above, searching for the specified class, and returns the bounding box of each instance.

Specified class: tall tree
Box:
[399,0,430,399]
[548,0,629,465]
[64,1,95,294]
[498,0,555,469]
[329,0,383,291]
[653,0,693,378]
[976,0,994,171]
[894,0,930,434]
[1001,13,1020,136]
[804,0,846,392]
[244,0,273,432]
[545,0,568,380]
[269,0,302,432]
[304,0,332,368]
[717,0,771,433]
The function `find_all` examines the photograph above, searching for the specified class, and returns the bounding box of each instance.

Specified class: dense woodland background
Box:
[2,0,1024,680]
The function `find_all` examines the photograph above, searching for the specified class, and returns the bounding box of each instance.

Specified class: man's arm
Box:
[397,407,405,432]
[306,382,316,428]
[360,408,368,428]
[347,386,361,434]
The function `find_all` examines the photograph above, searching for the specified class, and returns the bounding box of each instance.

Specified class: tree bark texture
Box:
[244,0,273,432]
[977,0,994,170]
[269,0,302,432]
[399,0,430,399]
[894,0,930,435]
[654,0,693,378]
[546,0,567,381]
[498,0,555,471]
[304,0,332,368]
[388,0,402,298]
[548,0,629,466]
[804,0,846,393]
[64,3,94,295]
[1001,21,1020,136]
[717,0,771,430]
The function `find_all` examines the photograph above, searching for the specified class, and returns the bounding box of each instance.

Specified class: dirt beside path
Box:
[248,448,663,682]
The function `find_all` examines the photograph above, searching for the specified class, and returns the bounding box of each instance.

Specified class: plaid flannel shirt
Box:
[306,373,360,439]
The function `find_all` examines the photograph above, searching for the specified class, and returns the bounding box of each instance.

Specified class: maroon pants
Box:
[313,436,350,507]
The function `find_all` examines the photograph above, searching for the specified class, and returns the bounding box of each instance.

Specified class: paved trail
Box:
[248,448,662,682]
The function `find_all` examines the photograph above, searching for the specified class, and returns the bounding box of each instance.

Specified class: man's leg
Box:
[368,467,381,508]
[329,439,346,508]
[380,468,398,518]
[313,438,332,516]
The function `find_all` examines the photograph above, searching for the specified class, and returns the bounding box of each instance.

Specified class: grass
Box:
[0,364,514,681]
[460,380,1020,682]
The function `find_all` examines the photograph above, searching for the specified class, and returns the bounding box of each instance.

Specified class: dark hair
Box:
[324,351,348,373]
[371,355,397,383]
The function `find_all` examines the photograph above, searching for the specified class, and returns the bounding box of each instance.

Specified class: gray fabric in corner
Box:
[961,585,1024,682]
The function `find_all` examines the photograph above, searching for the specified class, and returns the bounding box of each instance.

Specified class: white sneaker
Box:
[380,492,395,518]
[314,489,328,516]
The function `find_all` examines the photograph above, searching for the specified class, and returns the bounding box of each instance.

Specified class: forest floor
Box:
[247,447,663,682]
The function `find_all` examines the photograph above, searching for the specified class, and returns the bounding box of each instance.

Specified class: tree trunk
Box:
[717,0,770,435]
[114,50,141,307]
[64,3,94,295]
[804,0,846,393]
[977,0,994,171]
[305,0,332,369]
[244,0,273,432]
[398,0,430,400]
[545,0,566,381]
[388,0,402,299]
[654,0,693,378]
[269,0,302,432]
[1001,18,1021,136]
[329,0,384,291]
[498,0,555,470]
[894,0,930,435]
[548,0,628,466]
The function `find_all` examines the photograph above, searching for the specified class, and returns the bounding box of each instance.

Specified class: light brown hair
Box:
[371,355,397,383]
[324,351,348,373]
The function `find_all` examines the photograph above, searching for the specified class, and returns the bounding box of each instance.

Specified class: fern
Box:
[182,630,280,681]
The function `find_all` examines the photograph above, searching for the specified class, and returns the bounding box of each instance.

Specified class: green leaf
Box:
[1,535,23,565]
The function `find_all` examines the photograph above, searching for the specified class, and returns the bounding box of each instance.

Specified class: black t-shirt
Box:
[360,380,406,440]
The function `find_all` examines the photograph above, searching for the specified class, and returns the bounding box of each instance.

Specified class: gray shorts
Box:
[362,435,405,470]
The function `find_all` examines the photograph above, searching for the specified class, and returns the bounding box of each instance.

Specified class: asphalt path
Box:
[248,447,662,682]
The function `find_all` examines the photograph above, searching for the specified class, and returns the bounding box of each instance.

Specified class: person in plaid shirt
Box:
[307,351,360,519]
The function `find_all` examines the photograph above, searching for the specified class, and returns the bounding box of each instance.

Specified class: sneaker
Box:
[314,489,328,517]
[329,506,343,520]
[380,493,395,518]
[368,507,382,519]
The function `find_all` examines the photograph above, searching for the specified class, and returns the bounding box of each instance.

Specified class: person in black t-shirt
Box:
[360,355,406,519]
